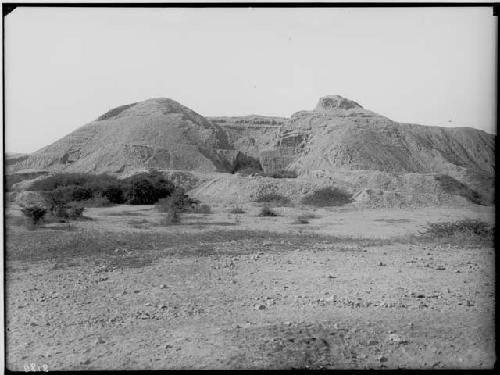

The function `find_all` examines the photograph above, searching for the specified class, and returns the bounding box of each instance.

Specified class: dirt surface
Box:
[4,203,495,370]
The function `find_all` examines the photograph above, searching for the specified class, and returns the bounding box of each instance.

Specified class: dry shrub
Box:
[20,206,47,229]
[259,205,279,217]
[302,187,352,207]
[294,213,318,224]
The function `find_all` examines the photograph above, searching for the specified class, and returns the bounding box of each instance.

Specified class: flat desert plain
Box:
[4,202,495,370]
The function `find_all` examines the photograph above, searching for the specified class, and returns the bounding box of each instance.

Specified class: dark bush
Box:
[20,206,47,226]
[269,170,298,178]
[255,193,291,206]
[301,187,352,207]
[33,171,178,206]
[31,173,98,191]
[258,205,279,217]
[123,171,176,205]
[101,185,125,204]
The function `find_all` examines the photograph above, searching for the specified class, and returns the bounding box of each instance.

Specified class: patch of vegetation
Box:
[301,187,352,207]
[418,219,494,246]
[259,205,279,217]
[122,171,176,205]
[31,171,183,206]
[255,193,291,206]
[20,206,47,229]
[268,169,298,178]
[229,206,245,214]
[293,213,319,224]
[434,174,485,205]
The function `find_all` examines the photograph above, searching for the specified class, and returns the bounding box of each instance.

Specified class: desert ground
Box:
[4,201,495,370]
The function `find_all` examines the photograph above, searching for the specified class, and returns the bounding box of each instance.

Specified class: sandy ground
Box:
[4,203,495,370]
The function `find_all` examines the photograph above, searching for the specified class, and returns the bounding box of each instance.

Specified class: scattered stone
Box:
[378,262,386,266]
[160,284,167,289]
[29,322,38,327]
[436,266,446,271]
[165,344,173,349]
[379,356,388,363]
[333,323,339,329]
[466,300,474,307]
[368,339,379,345]
[145,303,152,306]
[255,304,267,310]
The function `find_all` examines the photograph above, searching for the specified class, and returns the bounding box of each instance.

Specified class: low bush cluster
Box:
[301,187,352,207]
[32,170,179,206]
[419,219,494,244]
[294,213,318,224]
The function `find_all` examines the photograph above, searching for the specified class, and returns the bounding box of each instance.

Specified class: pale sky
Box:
[4,6,497,153]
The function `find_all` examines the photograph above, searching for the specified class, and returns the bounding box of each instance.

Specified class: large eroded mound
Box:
[12,98,237,174]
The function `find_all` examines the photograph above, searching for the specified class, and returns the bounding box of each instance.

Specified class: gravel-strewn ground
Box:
[4,204,495,370]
